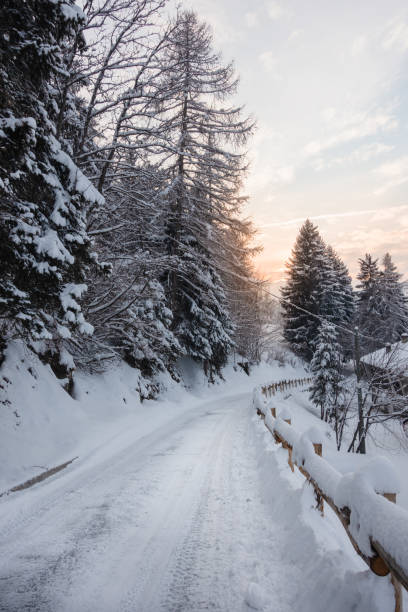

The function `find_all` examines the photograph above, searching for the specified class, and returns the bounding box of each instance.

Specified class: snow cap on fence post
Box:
[356,457,400,496]
[279,406,292,425]
[305,426,324,454]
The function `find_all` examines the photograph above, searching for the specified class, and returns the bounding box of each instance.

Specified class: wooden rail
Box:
[254,382,407,612]
[261,377,313,397]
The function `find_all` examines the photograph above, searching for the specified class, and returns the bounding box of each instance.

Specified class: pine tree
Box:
[0,0,103,347]
[281,219,327,360]
[309,321,343,423]
[356,254,382,352]
[377,253,408,345]
[325,246,355,356]
[151,10,253,375]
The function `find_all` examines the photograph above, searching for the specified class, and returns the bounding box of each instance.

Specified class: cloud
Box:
[288,29,303,42]
[373,156,408,195]
[322,107,337,122]
[247,164,294,197]
[376,156,408,178]
[177,0,244,45]
[245,11,259,28]
[273,166,294,184]
[259,50,277,73]
[371,204,408,222]
[304,107,398,156]
[336,226,408,256]
[351,35,367,57]
[382,18,408,52]
[266,1,290,21]
[261,205,408,229]
[313,142,394,171]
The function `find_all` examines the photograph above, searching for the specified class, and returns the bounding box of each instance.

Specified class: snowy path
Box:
[0,392,300,612]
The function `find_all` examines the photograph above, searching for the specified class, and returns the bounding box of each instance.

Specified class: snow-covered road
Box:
[0,392,299,612]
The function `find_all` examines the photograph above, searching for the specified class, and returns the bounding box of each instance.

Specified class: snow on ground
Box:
[260,384,408,512]
[251,411,394,611]
[256,384,408,609]
[0,343,406,610]
[0,342,301,493]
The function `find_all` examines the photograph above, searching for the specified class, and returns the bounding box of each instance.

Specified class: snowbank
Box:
[253,381,408,607]
[250,412,395,611]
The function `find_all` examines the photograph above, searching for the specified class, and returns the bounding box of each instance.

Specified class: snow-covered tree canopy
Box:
[0,1,259,387]
[0,0,103,342]
[281,219,354,361]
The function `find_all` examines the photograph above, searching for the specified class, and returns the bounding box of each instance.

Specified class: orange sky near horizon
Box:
[253,206,408,286]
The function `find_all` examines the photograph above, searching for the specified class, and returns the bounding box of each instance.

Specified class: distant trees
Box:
[281,220,326,360]
[281,220,408,364]
[325,246,355,356]
[281,219,354,361]
[356,253,408,353]
[282,221,408,452]
[355,254,382,351]
[379,253,408,344]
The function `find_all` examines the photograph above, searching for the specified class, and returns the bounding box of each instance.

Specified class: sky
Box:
[179,0,408,284]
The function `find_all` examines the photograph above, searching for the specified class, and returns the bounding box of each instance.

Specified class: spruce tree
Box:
[377,253,408,345]
[0,0,103,346]
[281,219,327,360]
[356,254,382,352]
[325,246,355,356]
[309,321,343,423]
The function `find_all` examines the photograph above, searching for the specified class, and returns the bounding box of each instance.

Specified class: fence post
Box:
[313,443,324,515]
[283,416,294,472]
[271,407,276,418]
[382,493,402,612]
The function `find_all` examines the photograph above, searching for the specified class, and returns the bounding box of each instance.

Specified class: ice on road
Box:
[0,392,298,612]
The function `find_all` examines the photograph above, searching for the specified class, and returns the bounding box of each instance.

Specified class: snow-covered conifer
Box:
[356,254,383,352]
[377,253,408,345]
[324,246,355,356]
[0,0,103,346]
[281,220,327,360]
[309,321,343,423]
[149,10,253,375]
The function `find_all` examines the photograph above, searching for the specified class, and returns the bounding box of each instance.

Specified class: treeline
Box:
[281,219,408,450]
[0,0,263,394]
[281,219,408,361]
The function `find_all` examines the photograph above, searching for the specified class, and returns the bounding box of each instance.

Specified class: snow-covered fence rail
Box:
[253,386,407,612]
[260,377,313,398]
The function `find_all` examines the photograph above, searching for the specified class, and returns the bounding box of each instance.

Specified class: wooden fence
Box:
[254,378,407,612]
[261,377,313,397]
